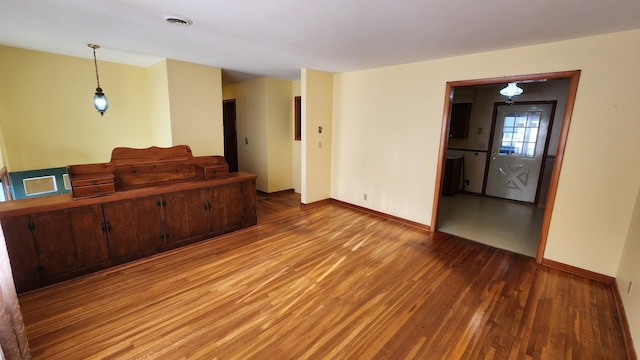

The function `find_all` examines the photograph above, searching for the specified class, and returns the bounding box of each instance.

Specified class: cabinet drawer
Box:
[203,166,228,179]
[71,174,115,187]
[72,183,115,198]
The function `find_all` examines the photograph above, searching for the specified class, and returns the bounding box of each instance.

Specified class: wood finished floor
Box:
[18,192,627,359]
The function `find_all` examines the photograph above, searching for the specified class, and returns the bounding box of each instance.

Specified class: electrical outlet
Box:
[628,281,633,296]
[465,179,470,186]
[364,193,367,201]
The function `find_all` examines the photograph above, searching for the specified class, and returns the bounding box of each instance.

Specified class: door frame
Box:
[431,70,581,264]
[482,100,557,204]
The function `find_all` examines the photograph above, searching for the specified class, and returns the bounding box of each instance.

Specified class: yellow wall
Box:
[147,60,172,147]
[302,69,333,204]
[265,78,293,193]
[222,77,294,192]
[166,60,223,156]
[617,185,640,352]
[0,47,224,171]
[223,78,269,190]
[292,80,301,193]
[331,29,640,276]
[0,46,152,170]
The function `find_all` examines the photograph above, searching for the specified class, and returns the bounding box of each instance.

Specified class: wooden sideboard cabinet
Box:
[0,146,257,293]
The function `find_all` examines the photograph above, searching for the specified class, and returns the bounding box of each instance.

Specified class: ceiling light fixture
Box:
[88,44,108,116]
[165,16,193,26]
[499,82,523,104]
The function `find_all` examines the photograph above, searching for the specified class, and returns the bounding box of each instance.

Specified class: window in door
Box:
[500,111,541,157]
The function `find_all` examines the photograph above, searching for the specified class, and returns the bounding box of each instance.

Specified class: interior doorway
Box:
[223,99,239,173]
[431,70,581,263]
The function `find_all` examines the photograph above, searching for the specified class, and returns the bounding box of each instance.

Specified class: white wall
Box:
[331,29,640,277]
[617,184,640,353]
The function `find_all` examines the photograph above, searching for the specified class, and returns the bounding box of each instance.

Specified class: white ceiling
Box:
[1,0,639,84]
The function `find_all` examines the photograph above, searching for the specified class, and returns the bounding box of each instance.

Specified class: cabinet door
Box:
[241,179,257,227]
[1,216,40,293]
[132,196,164,256]
[206,185,226,233]
[162,191,191,244]
[184,189,208,238]
[69,205,110,268]
[224,183,245,229]
[103,200,138,260]
[30,210,78,280]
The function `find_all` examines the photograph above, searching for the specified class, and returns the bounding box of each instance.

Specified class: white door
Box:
[485,104,553,203]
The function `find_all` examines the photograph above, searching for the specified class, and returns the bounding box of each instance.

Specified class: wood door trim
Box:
[431,70,581,265]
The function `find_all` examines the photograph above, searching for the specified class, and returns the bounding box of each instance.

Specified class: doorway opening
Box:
[431,70,581,264]
[223,99,239,173]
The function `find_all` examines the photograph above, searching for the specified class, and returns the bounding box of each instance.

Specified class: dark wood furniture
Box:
[0,146,257,293]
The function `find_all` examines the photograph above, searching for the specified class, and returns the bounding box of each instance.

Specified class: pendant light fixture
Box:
[499,82,523,104]
[88,44,108,116]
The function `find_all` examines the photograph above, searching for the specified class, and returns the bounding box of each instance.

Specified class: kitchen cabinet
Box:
[442,156,463,196]
[449,103,472,139]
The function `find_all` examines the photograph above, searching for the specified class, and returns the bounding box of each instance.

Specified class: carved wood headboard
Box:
[67,145,229,198]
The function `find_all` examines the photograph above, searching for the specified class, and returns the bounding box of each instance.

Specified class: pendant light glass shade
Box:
[88,44,108,117]
[93,87,108,115]
[499,82,523,97]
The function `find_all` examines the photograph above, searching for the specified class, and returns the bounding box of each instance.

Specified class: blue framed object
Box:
[9,167,71,199]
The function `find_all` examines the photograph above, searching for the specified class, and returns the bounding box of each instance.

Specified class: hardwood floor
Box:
[18,192,628,359]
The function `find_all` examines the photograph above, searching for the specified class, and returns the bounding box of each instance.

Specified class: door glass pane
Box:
[500,110,541,158]
[504,114,515,127]
[527,111,541,127]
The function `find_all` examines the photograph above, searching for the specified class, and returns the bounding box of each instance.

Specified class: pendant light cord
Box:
[92,47,101,89]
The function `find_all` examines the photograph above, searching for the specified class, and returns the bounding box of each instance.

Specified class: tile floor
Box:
[437,193,545,257]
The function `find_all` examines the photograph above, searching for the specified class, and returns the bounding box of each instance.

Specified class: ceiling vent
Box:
[165,16,193,26]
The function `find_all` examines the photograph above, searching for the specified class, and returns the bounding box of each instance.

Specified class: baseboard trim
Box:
[257,189,296,197]
[330,198,430,232]
[300,198,333,209]
[541,258,614,284]
[612,280,638,360]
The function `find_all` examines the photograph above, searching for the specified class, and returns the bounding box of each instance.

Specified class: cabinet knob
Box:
[93,187,99,192]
